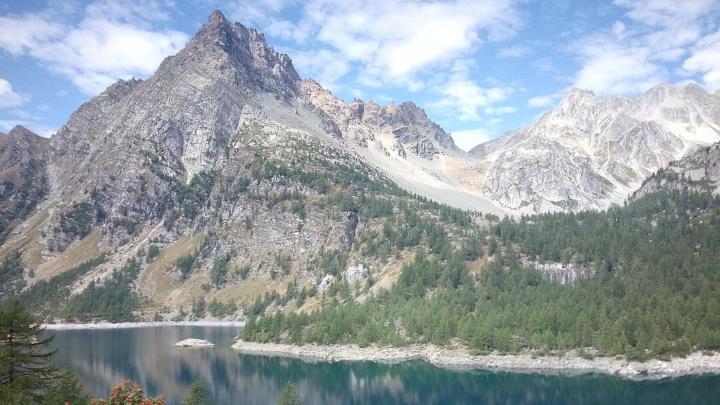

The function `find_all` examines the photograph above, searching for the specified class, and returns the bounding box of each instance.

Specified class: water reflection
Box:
[49,327,720,405]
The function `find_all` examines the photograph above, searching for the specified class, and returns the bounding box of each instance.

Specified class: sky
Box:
[1,1,719,150]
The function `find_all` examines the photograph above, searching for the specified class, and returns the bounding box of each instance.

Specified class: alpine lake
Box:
[48,326,720,404]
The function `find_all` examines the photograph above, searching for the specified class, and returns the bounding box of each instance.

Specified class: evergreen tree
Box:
[0,300,57,403]
[42,368,90,405]
[181,380,209,405]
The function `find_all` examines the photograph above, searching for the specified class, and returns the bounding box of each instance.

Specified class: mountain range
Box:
[1,10,719,319]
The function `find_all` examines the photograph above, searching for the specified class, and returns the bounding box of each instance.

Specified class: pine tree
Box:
[42,368,90,405]
[0,300,57,403]
[181,380,209,405]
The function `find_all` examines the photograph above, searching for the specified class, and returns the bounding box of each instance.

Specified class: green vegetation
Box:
[0,251,25,300]
[56,200,105,239]
[242,191,720,360]
[41,368,90,405]
[63,259,143,322]
[211,254,231,286]
[179,171,216,220]
[207,298,237,318]
[0,301,58,403]
[146,244,161,262]
[14,256,106,319]
[176,253,199,280]
[0,301,170,404]
[0,158,48,245]
[182,380,209,405]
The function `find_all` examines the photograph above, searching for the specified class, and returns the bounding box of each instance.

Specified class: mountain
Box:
[298,78,502,214]
[0,11,481,317]
[470,85,720,212]
[2,10,720,323]
[0,126,48,243]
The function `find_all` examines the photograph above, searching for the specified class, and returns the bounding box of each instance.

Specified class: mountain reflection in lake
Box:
[48,326,720,405]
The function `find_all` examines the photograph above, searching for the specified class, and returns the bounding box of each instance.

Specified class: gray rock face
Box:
[2,10,370,302]
[633,142,720,199]
[472,84,720,212]
[49,10,303,220]
[1,126,47,172]
[299,79,457,159]
[523,259,595,285]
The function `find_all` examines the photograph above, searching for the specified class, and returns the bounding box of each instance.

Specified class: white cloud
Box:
[0,79,28,109]
[0,1,189,95]
[450,128,493,151]
[570,0,720,95]
[432,70,514,121]
[613,0,717,27]
[683,31,720,91]
[498,44,531,58]
[574,38,665,94]
[527,95,556,108]
[231,0,522,90]
[290,49,350,91]
[0,15,64,55]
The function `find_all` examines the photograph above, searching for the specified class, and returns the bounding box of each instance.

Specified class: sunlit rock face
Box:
[471,84,720,213]
[633,142,720,200]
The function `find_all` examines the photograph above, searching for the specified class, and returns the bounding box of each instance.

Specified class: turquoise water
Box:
[48,326,720,404]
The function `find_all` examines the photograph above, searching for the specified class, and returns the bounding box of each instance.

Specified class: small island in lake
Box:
[175,339,215,348]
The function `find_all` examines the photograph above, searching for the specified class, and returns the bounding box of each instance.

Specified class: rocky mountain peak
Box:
[7,125,44,146]
[207,9,227,25]
[299,78,457,155]
[0,125,47,175]
[8,125,36,139]
[564,87,596,99]
[475,83,720,212]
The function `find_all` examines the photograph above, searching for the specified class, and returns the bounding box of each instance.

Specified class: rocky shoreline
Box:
[43,321,244,330]
[231,341,720,380]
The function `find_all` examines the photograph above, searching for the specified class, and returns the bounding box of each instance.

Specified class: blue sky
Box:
[1,1,719,150]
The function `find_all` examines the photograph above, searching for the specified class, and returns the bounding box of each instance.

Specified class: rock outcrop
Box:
[633,142,720,199]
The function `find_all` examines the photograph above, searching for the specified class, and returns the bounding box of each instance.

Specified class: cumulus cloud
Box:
[450,128,493,151]
[290,49,350,91]
[683,31,720,91]
[0,1,189,95]
[0,79,27,109]
[574,37,666,94]
[571,0,720,94]
[230,0,521,90]
[432,71,514,121]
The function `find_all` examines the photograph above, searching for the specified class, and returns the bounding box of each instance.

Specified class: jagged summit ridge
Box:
[25,9,720,227]
[470,83,720,212]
